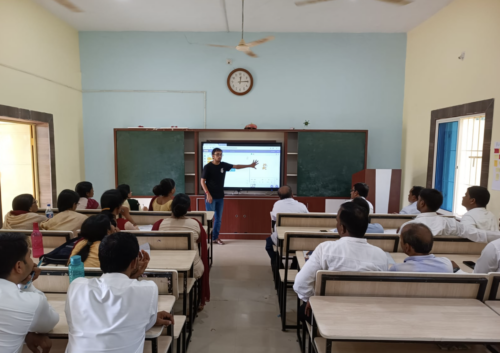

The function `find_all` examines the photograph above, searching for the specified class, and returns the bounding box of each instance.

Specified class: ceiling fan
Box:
[207,0,274,58]
[295,0,413,7]
[53,0,83,12]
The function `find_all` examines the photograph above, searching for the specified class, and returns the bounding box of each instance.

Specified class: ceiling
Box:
[32,0,453,33]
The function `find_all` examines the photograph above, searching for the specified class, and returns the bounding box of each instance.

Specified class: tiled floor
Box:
[187,239,300,353]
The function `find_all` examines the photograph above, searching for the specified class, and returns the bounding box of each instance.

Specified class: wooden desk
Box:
[277,226,332,241]
[309,296,500,348]
[486,301,500,315]
[389,253,479,274]
[46,293,175,339]
[297,251,307,270]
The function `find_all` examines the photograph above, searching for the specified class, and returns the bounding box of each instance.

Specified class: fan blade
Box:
[243,50,258,58]
[377,0,413,5]
[247,36,275,48]
[295,0,335,6]
[207,44,236,49]
[54,0,83,12]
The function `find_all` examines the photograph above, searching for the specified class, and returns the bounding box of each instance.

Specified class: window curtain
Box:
[434,121,458,212]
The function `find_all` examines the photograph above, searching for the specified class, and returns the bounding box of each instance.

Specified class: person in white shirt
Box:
[265,186,308,265]
[398,188,500,243]
[351,182,374,214]
[474,238,500,274]
[390,223,453,273]
[461,186,499,231]
[0,232,59,353]
[293,202,388,322]
[65,232,174,353]
[399,186,423,215]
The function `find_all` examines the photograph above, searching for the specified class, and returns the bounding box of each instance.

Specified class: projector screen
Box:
[202,142,283,190]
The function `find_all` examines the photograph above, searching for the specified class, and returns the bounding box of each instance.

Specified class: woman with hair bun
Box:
[152,193,210,308]
[148,178,176,211]
[100,189,138,231]
[40,190,88,236]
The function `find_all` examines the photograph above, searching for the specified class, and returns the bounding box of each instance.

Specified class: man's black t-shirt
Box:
[202,162,234,199]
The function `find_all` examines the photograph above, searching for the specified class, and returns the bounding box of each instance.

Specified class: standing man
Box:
[201,147,258,245]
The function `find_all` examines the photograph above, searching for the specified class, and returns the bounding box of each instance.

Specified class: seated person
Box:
[0,232,59,353]
[152,194,205,279]
[265,186,308,266]
[399,186,423,215]
[2,194,47,230]
[117,184,147,211]
[293,202,388,322]
[152,194,210,307]
[351,197,384,233]
[148,178,176,211]
[65,232,174,352]
[474,238,500,274]
[390,223,452,273]
[69,215,117,268]
[398,188,500,243]
[461,186,498,231]
[40,190,88,236]
[350,182,374,214]
[100,189,138,231]
[75,181,99,209]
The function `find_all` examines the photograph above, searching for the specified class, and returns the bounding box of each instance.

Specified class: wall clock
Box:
[227,68,253,96]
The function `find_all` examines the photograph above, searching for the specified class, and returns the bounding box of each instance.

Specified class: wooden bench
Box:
[0,229,73,248]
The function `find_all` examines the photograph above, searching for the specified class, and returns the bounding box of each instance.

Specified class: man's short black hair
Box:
[57,189,81,212]
[99,232,139,273]
[0,233,29,279]
[212,148,223,156]
[353,183,369,198]
[338,202,368,238]
[401,223,433,254]
[12,194,35,212]
[419,188,443,212]
[411,186,424,198]
[468,186,490,207]
[278,185,293,200]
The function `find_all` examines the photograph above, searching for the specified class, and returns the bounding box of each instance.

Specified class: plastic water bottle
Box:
[31,223,44,259]
[45,204,54,219]
[69,255,85,283]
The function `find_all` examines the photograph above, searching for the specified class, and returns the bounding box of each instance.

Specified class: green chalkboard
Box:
[116,131,185,196]
[297,132,366,197]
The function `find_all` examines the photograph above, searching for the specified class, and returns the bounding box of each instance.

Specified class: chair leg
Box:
[281,281,287,331]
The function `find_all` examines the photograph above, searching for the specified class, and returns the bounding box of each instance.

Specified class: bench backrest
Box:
[0,229,73,248]
[396,235,488,255]
[314,270,490,301]
[37,267,179,298]
[126,231,194,251]
[37,209,207,226]
[283,232,400,254]
[277,213,337,228]
[369,214,416,229]
[488,272,500,300]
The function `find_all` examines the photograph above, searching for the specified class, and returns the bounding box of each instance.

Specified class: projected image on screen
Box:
[202,143,282,190]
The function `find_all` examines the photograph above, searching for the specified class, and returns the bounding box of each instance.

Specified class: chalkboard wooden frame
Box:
[114,128,368,197]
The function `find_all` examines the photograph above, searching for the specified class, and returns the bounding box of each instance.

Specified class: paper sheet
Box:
[139,242,151,256]
[138,224,153,231]
[492,142,500,191]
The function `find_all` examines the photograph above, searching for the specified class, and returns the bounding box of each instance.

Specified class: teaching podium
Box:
[352,169,401,213]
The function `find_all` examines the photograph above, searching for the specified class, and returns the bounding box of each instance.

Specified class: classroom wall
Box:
[402,0,500,216]
[0,0,84,195]
[79,32,407,196]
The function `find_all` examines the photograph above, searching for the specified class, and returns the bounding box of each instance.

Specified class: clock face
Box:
[227,69,253,96]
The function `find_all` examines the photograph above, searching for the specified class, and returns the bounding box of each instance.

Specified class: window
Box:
[433,114,485,215]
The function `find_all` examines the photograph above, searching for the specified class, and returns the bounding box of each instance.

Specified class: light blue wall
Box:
[79,32,406,195]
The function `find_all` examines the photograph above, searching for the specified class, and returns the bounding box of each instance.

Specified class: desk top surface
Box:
[35,250,196,272]
[277,226,398,240]
[46,293,175,338]
[309,296,500,342]
[486,301,500,315]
